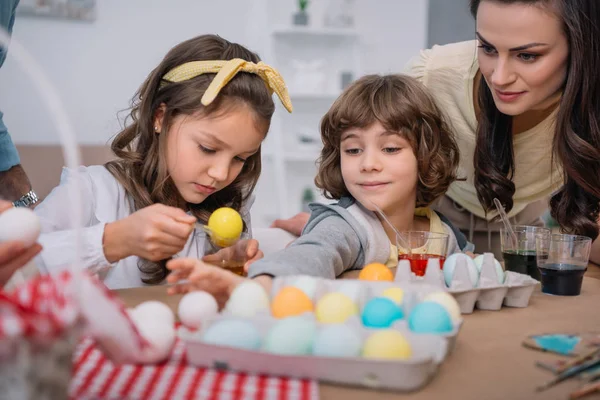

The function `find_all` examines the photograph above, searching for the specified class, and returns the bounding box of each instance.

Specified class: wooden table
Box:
[115,263,600,400]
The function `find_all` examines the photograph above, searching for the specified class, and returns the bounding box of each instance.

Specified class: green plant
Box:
[299,0,309,12]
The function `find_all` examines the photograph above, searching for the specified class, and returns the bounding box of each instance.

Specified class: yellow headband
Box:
[161,58,293,113]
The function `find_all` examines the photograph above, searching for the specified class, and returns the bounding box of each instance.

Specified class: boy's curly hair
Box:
[315,74,460,207]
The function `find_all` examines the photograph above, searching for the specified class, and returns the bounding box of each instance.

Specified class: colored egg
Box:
[315,292,358,324]
[225,281,270,317]
[474,254,505,284]
[207,207,243,247]
[381,287,405,305]
[313,324,362,358]
[359,263,394,281]
[361,297,404,328]
[423,291,462,325]
[271,286,314,318]
[202,320,261,350]
[362,330,412,360]
[263,317,316,355]
[443,253,479,287]
[408,301,453,334]
[291,276,318,299]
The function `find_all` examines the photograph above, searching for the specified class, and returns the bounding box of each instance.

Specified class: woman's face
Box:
[476,1,569,116]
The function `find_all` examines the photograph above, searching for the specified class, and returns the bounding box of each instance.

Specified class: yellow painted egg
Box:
[382,287,405,305]
[207,207,243,247]
[315,292,358,324]
[362,330,412,360]
[359,263,394,281]
[271,287,314,319]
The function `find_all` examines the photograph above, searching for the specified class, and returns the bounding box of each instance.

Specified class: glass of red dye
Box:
[397,231,449,276]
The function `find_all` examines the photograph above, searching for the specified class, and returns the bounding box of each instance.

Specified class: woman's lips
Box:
[495,89,526,103]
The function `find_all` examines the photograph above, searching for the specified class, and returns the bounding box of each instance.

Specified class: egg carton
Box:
[399,253,540,314]
[269,275,462,354]
[180,313,449,392]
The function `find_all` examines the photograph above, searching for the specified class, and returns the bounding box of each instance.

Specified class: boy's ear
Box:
[153,103,167,133]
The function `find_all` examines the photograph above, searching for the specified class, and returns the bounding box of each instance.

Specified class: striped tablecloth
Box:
[70,337,319,400]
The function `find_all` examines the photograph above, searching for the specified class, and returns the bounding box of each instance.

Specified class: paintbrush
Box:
[537,355,600,392]
[557,348,600,374]
[569,379,600,400]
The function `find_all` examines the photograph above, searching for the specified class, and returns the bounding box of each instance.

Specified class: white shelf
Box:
[272,26,358,39]
[283,151,320,162]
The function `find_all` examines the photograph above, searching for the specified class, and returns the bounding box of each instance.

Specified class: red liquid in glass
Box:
[398,253,446,276]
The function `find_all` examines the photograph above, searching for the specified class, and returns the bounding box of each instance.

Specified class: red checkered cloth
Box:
[70,337,320,400]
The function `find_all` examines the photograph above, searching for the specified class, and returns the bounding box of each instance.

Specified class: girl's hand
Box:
[201,238,264,274]
[103,204,196,263]
[166,257,245,308]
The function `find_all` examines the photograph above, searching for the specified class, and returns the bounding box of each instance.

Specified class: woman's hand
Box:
[103,204,196,263]
[166,258,245,308]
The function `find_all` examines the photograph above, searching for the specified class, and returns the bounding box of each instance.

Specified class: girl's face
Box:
[340,121,419,216]
[476,1,569,116]
[159,105,265,204]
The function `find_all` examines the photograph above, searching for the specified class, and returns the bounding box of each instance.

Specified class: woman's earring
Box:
[154,125,159,133]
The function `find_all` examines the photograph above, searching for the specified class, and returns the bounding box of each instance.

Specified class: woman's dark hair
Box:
[470,0,600,240]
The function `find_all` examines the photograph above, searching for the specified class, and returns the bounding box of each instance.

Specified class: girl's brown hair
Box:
[315,74,459,207]
[470,0,600,240]
[105,34,275,283]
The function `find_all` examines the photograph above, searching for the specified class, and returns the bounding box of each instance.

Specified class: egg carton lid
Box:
[406,254,540,313]
[179,314,449,392]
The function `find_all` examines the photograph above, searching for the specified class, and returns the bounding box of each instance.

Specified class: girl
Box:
[167,74,472,303]
[33,34,292,289]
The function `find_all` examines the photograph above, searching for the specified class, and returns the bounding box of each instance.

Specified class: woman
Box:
[273,0,600,263]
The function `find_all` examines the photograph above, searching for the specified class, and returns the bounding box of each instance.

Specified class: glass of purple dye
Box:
[536,234,592,296]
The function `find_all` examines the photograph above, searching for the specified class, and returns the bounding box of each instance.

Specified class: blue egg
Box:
[408,301,453,334]
[263,317,316,355]
[202,319,261,350]
[313,324,362,358]
[361,297,404,328]
[443,253,479,287]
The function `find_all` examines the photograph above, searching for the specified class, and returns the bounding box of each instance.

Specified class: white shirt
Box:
[34,165,254,289]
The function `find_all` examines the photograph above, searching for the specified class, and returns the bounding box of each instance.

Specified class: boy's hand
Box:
[166,258,245,308]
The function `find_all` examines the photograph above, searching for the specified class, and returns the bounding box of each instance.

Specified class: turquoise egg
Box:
[313,324,362,358]
[443,253,479,287]
[408,301,453,334]
[202,319,261,350]
[263,317,316,355]
[361,297,404,328]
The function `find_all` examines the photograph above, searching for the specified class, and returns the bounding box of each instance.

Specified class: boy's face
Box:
[159,105,265,205]
[340,121,418,216]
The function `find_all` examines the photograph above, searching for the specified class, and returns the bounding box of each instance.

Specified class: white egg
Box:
[129,312,176,364]
[291,276,318,299]
[178,291,218,329]
[133,301,175,326]
[225,281,270,317]
[0,207,41,246]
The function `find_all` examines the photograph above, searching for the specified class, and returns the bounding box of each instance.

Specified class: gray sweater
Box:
[247,197,471,280]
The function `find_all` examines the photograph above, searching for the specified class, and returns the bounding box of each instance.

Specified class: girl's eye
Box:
[478,44,496,55]
[344,148,361,155]
[234,156,247,163]
[518,53,538,62]
[383,147,401,154]
[199,145,216,154]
